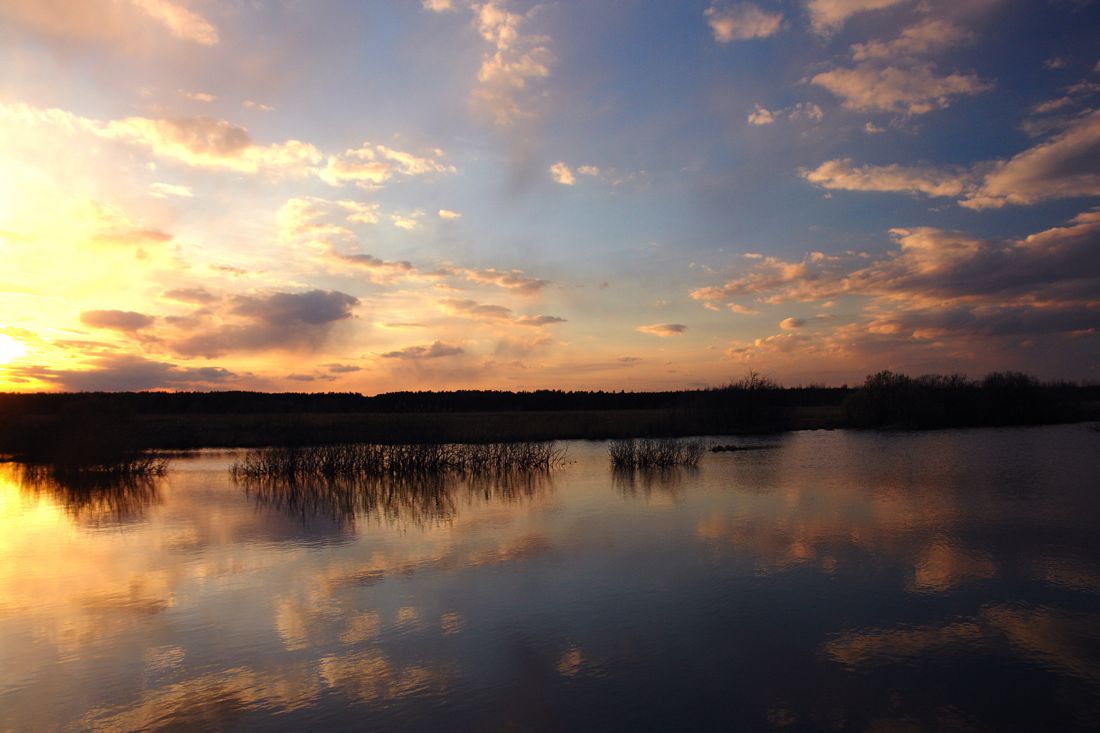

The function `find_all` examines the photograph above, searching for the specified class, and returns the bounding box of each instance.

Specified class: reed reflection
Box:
[232,442,562,528]
[612,465,693,500]
[10,459,165,523]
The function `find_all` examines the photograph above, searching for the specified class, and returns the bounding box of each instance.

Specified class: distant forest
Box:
[1,372,1097,458]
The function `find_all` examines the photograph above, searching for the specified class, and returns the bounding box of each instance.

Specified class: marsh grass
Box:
[231,441,566,480]
[608,438,705,469]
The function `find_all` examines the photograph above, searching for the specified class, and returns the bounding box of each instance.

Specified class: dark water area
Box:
[2,425,1099,731]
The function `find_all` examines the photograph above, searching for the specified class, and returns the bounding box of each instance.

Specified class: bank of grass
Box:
[608,438,705,469]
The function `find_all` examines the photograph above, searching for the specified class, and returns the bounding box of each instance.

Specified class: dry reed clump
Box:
[230,441,566,480]
[608,438,705,468]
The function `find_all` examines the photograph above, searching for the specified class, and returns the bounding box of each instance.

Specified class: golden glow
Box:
[0,334,25,364]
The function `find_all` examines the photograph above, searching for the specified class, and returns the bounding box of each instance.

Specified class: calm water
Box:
[2,425,1100,731]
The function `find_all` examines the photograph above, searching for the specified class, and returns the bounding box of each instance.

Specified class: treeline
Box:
[0,383,850,417]
[0,372,1095,459]
[842,371,1096,428]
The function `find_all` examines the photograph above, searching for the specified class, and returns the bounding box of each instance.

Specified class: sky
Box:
[0,0,1098,393]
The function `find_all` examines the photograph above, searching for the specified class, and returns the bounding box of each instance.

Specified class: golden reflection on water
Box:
[2,427,1099,730]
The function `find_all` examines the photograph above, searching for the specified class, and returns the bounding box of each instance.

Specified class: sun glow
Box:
[0,334,25,364]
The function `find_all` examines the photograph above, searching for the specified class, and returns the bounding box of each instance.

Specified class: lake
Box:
[2,425,1099,731]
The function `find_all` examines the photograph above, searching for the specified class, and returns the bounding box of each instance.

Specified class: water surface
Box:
[3,425,1100,731]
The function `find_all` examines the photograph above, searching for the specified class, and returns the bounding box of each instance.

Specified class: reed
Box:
[230,441,566,480]
[607,438,705,468]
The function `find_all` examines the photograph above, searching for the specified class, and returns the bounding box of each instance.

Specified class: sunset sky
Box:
[1,0,1098,392]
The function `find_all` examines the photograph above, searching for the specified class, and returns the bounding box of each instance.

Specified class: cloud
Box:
[779,317,807,331]
[812,64,991,115]
[850,18,971,61]
[179,90,216,103]
[454,267,549,294]
[549,161,575,185]
[148,182,192,198]
[696,211,1100,308]
[0,0,218,48]
[578,165,600,177]
[801,158,973,197]
[319,143,453,188]
[101,115,322,174]
[705,2,783,42]
[171,289,359,357]
[422,0,453,10]
[438,209,462,219]
[391,212,423,230]
[805,0,907,34]
[380,341,464,359]
[243,100,274,112]
[11,354,235,391]
[747,105,776,126]
[162,287,217,304]
[440,298,566,327]
[80,309,156,332]
[749,102,824,126]
[637,323,688,337]
[441,298,514,320]
[329,252,418,283]
[470,1,554,126]
[962,109,1100,208]
[324,363,362,373]
[691,252,841,304]
[128,0,218,45]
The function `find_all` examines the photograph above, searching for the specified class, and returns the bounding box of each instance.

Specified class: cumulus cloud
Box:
[0,0,218,48]
[850,18,971,61]
[470,1,554,126]
[441,298,566,327]
[804,109,1100,209]
[11,354,235,391]
[100,115,322,174]
[549,161,575,185]
[705,2,783,42]
[962,109,1100,208]
[381,341,464,359]
[805,0,907,34]
[710,211,1100,377]
[801,158,973,197]
[811,16,989,115]
[637,323,688,337]
[319,143,454,188]
[694,211,1100,307]
[747,105,776,126]
[171,289,359,357]
[438,209,462,219]
[80,309,156,332]
[0,102,457,185]
[812,64,991,115]
[454,267,549,294]
[779,317,807,331]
